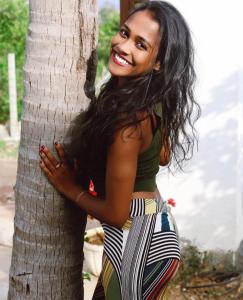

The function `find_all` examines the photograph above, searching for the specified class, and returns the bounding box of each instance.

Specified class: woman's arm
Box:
[69,126,141,227]
[40,125,142,228]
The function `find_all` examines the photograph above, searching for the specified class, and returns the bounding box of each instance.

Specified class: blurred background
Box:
[0,0,242,299]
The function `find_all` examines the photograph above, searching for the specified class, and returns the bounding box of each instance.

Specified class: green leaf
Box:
[82,272,91,281]
[0,0,28,123]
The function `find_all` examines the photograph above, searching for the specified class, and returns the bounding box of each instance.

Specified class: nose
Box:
[116,39,132,56]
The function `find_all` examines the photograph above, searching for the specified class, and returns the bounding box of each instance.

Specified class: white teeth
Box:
[115,53,129,65]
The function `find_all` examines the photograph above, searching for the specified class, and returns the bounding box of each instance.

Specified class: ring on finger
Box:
[55,163,62,169]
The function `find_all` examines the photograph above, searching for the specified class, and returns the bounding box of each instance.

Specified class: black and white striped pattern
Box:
[102,223,123,282]
[129,198,146,217]
[129,197,166,217]
[121,214,156,300]
[99,198,180,300]
[147,231,181,266]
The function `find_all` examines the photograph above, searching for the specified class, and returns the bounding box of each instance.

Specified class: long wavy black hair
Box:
[64,0,201,190]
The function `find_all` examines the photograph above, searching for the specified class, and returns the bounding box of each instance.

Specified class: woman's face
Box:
[108,10,161,84]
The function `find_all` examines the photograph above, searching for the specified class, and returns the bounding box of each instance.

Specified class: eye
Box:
[119,28,128,38]
[136,41,147,50]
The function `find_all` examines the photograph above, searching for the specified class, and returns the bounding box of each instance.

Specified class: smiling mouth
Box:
[111,50,134,67]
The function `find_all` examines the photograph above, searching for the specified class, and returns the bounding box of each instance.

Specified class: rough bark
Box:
[8,0,98,299]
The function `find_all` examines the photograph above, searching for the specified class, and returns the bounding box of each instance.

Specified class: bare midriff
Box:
[132,187,161,200]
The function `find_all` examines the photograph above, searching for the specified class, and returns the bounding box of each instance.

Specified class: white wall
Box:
[157,0,243,250]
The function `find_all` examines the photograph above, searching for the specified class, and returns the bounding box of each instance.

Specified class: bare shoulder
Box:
[113,111,150,149]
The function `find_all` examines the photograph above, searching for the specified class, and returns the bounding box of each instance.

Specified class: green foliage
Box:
[201,249,235,272]
[0,1,118,122]
[183,245,202,276]
[0,0,28,123]
[96,5,119,80]
[82,271,91,281]
[176,244,203,282]
[0,140,19,158]
[175,242,236,285]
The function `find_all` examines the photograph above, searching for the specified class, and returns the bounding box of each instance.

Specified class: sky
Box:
[98,0,119,10]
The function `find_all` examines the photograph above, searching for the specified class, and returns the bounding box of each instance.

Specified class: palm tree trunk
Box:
[8,0,98,299]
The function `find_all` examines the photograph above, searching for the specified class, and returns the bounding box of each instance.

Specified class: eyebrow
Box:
[122,23,152,48]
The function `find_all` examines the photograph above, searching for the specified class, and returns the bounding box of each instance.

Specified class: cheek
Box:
[135,53,154,68]
[110,34,121,47]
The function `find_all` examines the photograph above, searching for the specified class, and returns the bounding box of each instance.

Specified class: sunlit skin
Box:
[39,10,170,228]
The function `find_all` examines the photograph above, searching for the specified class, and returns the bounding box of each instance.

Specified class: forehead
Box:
[125,10,160,47]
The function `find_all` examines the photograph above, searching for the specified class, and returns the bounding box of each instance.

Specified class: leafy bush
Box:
[0,0,28,123]
[96,5,119,80]
[0,1,118,123]
[179,244,203,281]
[175,240,236,284]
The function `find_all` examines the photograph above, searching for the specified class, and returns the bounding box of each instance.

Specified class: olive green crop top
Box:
[91,102,163,196]
[133,102,163,192]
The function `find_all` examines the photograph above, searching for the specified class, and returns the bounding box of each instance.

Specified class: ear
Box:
[153,60,160,71]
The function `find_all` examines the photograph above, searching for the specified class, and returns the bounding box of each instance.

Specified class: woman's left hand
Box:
[39,142,78,199]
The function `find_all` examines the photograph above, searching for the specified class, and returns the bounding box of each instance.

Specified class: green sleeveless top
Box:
[133,102,163,192]
[91,102,163,196]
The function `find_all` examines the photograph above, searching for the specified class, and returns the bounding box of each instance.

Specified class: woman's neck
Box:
[117,76,128,88]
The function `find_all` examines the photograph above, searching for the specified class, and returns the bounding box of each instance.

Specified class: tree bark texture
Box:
[8,0,98,299]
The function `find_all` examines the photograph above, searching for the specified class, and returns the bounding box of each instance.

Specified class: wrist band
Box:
[76,191,85,203]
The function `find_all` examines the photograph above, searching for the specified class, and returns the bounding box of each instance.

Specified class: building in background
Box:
[156,0,243,252]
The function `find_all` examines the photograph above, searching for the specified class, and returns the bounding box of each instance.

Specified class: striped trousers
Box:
[93,197,180,300]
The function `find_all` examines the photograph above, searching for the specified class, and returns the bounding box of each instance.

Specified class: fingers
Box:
[40,159,53,181]
[40,152,56,173]
[39,145,59,172]
[54,142,68,165]
[39,142,68,176]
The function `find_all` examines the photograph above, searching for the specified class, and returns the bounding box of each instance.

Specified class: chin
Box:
[108,65,122,77]
[108,53,135,73]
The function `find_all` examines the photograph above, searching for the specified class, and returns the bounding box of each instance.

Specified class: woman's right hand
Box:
[39,142,79,199]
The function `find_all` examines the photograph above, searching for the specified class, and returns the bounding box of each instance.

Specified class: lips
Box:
[111,50,134,67]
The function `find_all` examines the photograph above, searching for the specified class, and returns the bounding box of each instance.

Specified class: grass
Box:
[0,140,19,158]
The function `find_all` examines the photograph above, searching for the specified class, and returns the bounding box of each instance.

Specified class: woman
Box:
[39,1,200,299]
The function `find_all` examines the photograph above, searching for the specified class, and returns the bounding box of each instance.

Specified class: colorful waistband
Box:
[129,198,168,217]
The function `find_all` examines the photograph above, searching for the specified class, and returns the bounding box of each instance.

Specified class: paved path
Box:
[0,246,12,299]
